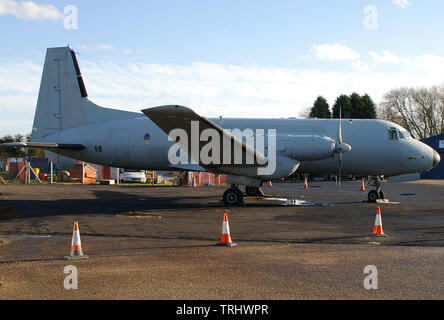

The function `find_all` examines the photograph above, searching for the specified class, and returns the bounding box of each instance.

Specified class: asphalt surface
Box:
[0,180,443,299]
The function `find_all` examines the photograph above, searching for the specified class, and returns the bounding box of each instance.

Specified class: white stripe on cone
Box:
[374,213,382,226]
[72,230,81,247]
[222,221,230,235]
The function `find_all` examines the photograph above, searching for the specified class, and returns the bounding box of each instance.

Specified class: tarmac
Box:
[0,180,443,299]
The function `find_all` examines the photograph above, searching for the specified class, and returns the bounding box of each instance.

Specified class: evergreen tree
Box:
[333,93,377,119]
[309,96,331,118]
[332,95,352,118]
[360,94,377,119]
[349,92,364,118]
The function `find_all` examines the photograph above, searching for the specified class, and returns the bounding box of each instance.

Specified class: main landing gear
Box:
[245,186,265,197]
[222,185,265,206]
[223,185,244,206]
[368,177,385,203]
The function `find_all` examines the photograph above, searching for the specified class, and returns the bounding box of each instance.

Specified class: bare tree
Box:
[298,106,312,118]
[379,85,444,139]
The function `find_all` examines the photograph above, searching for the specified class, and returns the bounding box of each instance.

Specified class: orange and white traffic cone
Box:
[217,213,236,246]
[65,222,89,259]
[372,207,388,237]
[267,181,272,188]
[360,178,366,191]
[303,177,309,189]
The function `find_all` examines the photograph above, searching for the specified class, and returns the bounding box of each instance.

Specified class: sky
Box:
[1,0,444,136]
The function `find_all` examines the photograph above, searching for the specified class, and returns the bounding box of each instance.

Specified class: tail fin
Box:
[31,46,140,141]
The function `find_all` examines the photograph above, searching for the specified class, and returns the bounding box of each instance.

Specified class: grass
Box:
[0,171,14,180]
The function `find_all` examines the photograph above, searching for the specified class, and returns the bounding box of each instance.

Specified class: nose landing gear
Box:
[368,177,385,203]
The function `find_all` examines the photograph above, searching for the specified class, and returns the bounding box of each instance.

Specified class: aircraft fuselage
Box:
[44,115,436,177]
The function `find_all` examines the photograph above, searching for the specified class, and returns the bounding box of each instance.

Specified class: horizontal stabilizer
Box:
[0,142,85,150]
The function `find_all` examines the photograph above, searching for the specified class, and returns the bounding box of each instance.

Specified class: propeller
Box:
[335,107,352,188]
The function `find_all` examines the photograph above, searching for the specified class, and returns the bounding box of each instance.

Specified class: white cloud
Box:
[369,50,411,65]
[124,49,133,55]
[0,0,63,22]
[3,50,444,134]
[393,0,411,9]
[352,60,370,72]
[312,43,360,61]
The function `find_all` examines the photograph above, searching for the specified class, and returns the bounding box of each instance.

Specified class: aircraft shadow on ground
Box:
[0,189,216,219]
[0,189,370,220]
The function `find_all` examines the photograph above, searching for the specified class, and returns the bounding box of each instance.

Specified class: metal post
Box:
[25,160,29,184]
[50,161,53,184]
[152,170,155,186]
[81,161,85,184]
[29,163,43,184]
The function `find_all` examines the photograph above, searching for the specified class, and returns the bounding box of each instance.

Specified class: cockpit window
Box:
[399,131,411,139]
[388,128,399,140]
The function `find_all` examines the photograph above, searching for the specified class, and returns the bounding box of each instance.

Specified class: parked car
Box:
[120,169,147,183]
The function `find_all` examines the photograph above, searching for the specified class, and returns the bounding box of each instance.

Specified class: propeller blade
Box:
[337,106,343,188]
[338,152,342,188]
[338,107,343,144]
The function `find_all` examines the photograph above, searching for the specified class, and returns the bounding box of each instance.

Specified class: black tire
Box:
[245,186,265,197]
[368,190,380,203]
[245,186,256,197]
[223,188,243,206]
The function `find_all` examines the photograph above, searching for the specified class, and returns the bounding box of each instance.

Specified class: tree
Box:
[309,96,331,118]
[332,93,377,119]
[0,135,24,160]
[360,94,378,119]
[0,133,44,162]
[26,134,45,158]
[332,94,352,118]
[298,106,312,118]
[379,86,444,139]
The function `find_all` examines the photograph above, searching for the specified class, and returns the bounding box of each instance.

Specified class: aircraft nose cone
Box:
[433,150,441,168]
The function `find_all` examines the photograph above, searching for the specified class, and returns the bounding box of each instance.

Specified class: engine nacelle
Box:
[278,135,336,161]
[221,156,300,182]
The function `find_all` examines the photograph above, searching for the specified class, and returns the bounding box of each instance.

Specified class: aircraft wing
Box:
[142,105,268,173]
[168,163,206,172]
[0,142,85,150]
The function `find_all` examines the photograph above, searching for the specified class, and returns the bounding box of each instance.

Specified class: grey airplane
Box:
[2,46,440,206]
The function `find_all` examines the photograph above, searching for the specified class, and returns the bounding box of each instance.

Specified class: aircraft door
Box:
[114,130,130,161]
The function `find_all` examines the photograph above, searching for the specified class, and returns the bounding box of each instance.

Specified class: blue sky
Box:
[1,0,444,135]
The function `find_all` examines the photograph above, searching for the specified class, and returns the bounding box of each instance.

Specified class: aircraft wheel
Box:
[245,186,257,197]
[245,186,265,197]
[368,190,379,203]
[223,188,244,206]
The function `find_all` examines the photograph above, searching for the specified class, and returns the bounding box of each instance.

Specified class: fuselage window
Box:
[388,128,399,140]
[144,133,151,144]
